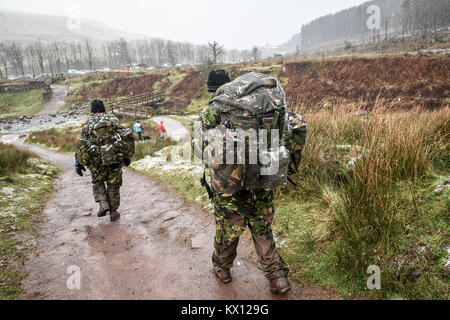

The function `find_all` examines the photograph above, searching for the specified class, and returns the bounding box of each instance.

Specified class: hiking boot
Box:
[97,201,110,217]
[213,266,232,284]
[269,277,291,295]
[110,210,120,222]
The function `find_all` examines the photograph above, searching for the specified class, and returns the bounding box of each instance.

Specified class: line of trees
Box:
[300,0,450,50]
[0,37,255,79]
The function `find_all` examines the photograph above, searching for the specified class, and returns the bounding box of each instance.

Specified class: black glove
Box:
[124,158,131,167]
[75,162,86,177]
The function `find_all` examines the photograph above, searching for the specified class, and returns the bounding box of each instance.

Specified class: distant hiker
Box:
[133,120,144,141]
[75,100,135,222]
[155,120,166,140]
[193,70,307,295]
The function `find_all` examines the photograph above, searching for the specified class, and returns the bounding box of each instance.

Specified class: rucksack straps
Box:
[200,170,214,199]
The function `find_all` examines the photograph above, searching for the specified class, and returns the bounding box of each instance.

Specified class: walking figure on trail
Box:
[133,120,144,141]
[155,120,166,140]
[193,70,307,295]
[75,100,135,222]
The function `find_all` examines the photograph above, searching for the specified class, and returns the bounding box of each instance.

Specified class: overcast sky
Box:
[0,0,368,49]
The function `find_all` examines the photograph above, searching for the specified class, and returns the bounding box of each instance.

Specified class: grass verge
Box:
[0,142,60,299]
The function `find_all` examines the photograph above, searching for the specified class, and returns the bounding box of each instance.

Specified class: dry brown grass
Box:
[280,55,450,110]
[285,102,449,296]
[26,128,79,153]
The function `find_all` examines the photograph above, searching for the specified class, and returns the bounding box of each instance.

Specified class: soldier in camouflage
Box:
[75,100,132,222]
[195,70,292,295]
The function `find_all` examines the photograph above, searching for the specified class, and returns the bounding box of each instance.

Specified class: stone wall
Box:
[0,80,50,94]
[0,80,52,100]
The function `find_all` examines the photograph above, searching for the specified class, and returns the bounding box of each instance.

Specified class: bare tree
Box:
[136,40,146,64]
[31,40,46,74]
[208,41,225,64]
[0,43,9,79]
[153,38,165,67]
[117,38,131,67]
[166,40,177,66]
[25,45,36,75]
[251,46,260,61]
[53,42,62,73]
[5,42,25,76]
[84,38,94,70]
[61,42,70,73]
[196,45,209,63]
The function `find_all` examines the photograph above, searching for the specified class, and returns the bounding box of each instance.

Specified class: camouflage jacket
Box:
[75,113,123,168]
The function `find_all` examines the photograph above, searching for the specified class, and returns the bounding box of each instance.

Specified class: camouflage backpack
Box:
[202,72,306,194]
[76,113,135,167]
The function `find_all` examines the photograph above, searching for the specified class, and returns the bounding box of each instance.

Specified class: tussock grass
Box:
[278,105,450,299]
[0,142,34,176]
[26,127,79,153]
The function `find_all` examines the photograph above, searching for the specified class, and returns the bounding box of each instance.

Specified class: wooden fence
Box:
[107,92,165,119]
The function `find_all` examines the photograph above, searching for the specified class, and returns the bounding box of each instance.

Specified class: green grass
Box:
[0,89,46,120]
[185,92,213,116]
[0,143,60,299]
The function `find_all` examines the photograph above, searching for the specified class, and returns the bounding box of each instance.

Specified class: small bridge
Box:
[107,92,165,119]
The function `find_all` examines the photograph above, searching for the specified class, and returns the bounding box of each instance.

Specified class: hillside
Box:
[70,54,450,113]
[285,0,450,52]
[0,10,144,43]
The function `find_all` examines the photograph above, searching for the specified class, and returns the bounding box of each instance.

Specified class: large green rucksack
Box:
[202,72,306,195]
[76,114,135,167]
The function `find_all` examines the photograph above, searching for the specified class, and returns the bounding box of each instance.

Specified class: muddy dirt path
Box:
[38,85,68,115]
[1,92,335,300]
[2,135,334,300]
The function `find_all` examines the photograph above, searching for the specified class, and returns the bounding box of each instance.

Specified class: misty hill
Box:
[0,10,144,43]
[285,0,450,51]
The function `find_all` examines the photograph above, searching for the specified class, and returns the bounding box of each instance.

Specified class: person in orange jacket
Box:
[155,120,166,140]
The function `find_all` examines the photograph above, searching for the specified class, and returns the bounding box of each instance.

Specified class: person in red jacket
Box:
[155,120,166,140]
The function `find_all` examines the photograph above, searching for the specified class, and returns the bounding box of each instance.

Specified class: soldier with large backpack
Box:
[75,100,135,222]
[194,70,307,295]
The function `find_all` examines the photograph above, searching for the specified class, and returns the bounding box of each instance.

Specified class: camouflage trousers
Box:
[211,189,289,281]
[89,165,123,211]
